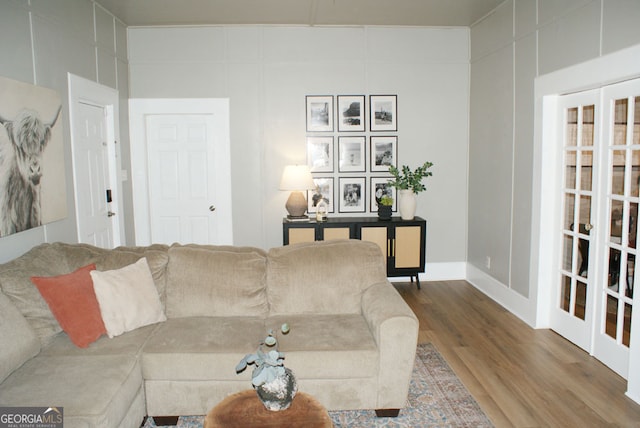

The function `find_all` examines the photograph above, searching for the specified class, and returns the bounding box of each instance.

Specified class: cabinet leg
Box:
[415,275,421,290]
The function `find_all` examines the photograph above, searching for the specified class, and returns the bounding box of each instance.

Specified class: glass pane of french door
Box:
[554,92,599,352]
[594,80,640,378]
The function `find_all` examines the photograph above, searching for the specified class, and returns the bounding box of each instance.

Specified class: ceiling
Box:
[94,0,504,27]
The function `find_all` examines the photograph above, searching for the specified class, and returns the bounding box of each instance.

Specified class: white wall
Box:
[468,0,640,321]
[0,0,132,263]
[128,25,470,271]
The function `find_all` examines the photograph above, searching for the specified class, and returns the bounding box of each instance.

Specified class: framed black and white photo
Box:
[337,95,365,132]
[306,95,334,132]
[338,136,366,172]
[339,177,365,213]
[370,136,397,172]
[370,95,397,131]
[307,136,334,172]
[308,177,334,214]
[370,177,396,212]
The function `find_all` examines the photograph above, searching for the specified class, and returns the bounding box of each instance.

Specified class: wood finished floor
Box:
[393,280,640,428]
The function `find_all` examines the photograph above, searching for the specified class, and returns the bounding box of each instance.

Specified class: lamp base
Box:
[285,191,309,218]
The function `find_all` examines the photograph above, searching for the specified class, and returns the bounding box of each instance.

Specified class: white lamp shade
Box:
[279,165,316,191]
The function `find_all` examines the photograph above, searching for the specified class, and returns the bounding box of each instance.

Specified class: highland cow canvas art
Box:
[0,75,67,237]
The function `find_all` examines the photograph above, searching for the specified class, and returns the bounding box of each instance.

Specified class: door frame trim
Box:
[128,98,232,246]
[67,73,124,247]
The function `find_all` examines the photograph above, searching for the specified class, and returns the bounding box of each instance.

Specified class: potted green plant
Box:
[376,195,394,221]
[235,323,297,411]
[388,161,434,220]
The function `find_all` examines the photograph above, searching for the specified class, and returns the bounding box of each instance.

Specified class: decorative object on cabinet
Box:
[377,196,393,221]
[370,136,397,171]
[282,216,426,288]
[338,136,366,172]
[306,95,334,132]
[370,95,397,131]
[337,95,365,132]
[307,136,334,172]
[280,165,316,220]
[339,177,366,213]
[315,199,328,222]
[388,161,434,220]
[398,190,417,221]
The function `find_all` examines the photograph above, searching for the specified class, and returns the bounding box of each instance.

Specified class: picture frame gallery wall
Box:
[305,95,398,214]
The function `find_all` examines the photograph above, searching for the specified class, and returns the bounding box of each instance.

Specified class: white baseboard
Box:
[389,262,536,328]
[465,264,536,328]
[626,390,640,405]
[423,262,467,280]
[388,262,466,284]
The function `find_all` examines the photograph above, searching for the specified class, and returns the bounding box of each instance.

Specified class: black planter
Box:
[378,205,392,221]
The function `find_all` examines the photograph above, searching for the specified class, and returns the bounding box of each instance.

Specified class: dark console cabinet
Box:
[283,216,426,288]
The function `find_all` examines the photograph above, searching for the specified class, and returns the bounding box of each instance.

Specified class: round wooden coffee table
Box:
[204,390,333,428]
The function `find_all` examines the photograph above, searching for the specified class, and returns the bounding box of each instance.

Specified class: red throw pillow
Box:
[32,264,106,348]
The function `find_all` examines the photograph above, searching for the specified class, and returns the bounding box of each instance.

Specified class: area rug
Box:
[143,343,493,427]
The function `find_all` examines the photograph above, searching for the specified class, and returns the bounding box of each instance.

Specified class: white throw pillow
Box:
[91,258,166,338]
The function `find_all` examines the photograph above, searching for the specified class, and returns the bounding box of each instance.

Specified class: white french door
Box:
[552,79,640,379]
[592,78,640,378]
[552,90,599,352]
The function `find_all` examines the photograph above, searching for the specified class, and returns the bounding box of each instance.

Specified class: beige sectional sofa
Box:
[0,239,419,427]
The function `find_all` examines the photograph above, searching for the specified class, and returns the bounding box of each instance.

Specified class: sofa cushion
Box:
[165,246,268,318]
[266,240,388,315]
[0,243,103,345]
[267,314,378,379]
[0,292,40,383]
[41,323,160,357]
[91,258,166,338]
[142,316,266,381]
[94,247,169,307]
[31,264,107,348]
[0,354,142,427]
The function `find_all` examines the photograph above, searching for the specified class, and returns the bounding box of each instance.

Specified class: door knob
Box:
[584,223,593,231]
[209,205,216,212]
[108,211,116,217]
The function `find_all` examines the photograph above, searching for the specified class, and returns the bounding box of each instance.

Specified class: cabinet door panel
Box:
[323,227,350,241]
[289,228,315,244]
[361,226,388,258]
[395,226,421,268]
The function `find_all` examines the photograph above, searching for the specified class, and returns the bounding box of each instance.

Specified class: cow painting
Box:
[0,105,62,236]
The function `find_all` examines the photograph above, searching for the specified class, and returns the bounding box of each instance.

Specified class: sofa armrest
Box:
[361,281,419,410]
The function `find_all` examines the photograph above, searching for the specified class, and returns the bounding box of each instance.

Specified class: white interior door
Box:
[68,74,122,248]
[592,78,640,378]
[146,114,218,245]
[129,99,232,246]
[551,90,600,352]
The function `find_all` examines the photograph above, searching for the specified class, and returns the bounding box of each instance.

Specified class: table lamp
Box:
[279,165,316,220]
